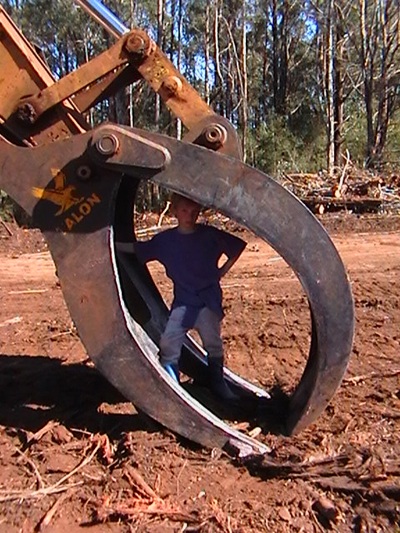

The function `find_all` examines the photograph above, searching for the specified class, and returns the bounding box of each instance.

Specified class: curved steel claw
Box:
[0,125,354,458]
[108,125,354,437]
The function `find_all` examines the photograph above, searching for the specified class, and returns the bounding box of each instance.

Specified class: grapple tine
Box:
[97,125,355,436]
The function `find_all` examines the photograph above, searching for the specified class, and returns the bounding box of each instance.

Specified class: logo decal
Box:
[32,168,84,215]
[32,168,101,232]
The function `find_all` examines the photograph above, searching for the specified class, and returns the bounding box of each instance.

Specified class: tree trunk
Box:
[359,0,375,167]
[374,0,390,169]
[241,0,247,161]
[205,0,211,105]
[261,9,268,125]
[326,0,335,175]
[334,8,344,168]
[176,0,182,139]
[272,0,279,113]
[271,0,288,115]
[213,0,224,115]
[155,0,164,129]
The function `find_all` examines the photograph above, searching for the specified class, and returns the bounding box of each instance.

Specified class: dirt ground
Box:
[1,213,400,532]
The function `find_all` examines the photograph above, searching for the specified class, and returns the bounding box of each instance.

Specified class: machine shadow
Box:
[0,354,160,438]
[0,353,290,448]
[183,381,291,436]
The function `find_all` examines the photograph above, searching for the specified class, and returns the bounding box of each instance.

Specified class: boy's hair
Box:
[171,193,201,211]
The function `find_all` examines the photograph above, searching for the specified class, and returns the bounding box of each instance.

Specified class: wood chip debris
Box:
[282,169,400,214]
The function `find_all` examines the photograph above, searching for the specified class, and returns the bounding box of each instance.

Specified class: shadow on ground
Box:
[0,354,160,437]
[0,353,290,447]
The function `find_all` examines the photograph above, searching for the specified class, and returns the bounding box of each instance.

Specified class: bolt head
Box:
[16,103,37,125]
[76,165,92,181]
[95,134,119,157]
[127,34,145,53]
[162,76,183,97]
[204,124,227,147]
[125,31,153,59]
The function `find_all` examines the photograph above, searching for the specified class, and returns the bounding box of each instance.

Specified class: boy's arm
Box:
[218,240,246,278]
[116,236,161,264]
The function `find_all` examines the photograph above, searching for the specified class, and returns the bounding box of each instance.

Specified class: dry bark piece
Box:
[312,495,338,523]
[124,464,160,500]
[51,425,73,444]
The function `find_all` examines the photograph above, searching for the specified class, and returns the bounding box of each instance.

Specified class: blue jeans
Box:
[159,306,223,366]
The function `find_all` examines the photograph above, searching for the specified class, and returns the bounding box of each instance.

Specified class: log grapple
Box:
[0,1,354,458]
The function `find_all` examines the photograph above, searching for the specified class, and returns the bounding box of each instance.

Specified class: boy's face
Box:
[174,199,201,231]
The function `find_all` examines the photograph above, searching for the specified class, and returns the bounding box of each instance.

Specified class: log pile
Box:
[281,169,400,215]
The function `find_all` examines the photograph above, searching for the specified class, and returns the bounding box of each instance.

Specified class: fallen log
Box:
[303,197,382,214]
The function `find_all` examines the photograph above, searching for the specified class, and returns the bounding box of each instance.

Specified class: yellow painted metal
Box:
[0,9,215,140]
[0,7,85,145]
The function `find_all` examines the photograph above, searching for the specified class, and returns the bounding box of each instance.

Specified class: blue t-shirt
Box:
[136,224,246,324]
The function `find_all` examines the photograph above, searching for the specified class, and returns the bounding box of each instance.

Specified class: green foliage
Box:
[342,104,368,168]
[0,190,13,221]
[379,108,400,174]
[0,191,32,226]
[10,0,107,77]
[247,114,326,177]
[1,0,400,205]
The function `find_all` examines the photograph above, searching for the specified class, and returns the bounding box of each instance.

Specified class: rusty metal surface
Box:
[0,132,270,457]
[72,66,141,114]
[99,125,355,436]
[0,126,354,453]
[1,4,239,159]
[1,7,220,143]
[8,37,133,124]
[0,9,53,118]
[0,4,354,455]
[128,31,215,131]
[0,8,85,144]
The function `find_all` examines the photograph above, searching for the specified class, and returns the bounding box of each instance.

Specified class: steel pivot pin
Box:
[95,133,119,156]
[204,124,227,148]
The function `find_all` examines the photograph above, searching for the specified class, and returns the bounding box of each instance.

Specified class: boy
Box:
[118,194,246,401]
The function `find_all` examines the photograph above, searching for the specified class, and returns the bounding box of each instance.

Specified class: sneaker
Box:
[162,363,180,383]
[210,378,238,402]
[208,357,238,401]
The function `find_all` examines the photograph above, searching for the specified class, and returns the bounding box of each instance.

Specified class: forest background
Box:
[1,0,400,211]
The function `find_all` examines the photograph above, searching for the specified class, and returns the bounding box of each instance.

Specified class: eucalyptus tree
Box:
[341,0,400,169]
[310,0,346,174]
